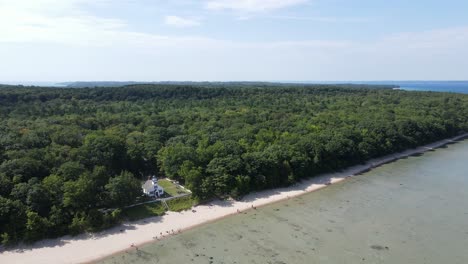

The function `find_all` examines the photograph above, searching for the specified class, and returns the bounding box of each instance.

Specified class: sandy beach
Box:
[1,133,467,264]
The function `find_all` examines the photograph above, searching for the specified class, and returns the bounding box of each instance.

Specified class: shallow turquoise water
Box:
[301,81,468,94]
[376,81,468,94]
[99,139,468,264]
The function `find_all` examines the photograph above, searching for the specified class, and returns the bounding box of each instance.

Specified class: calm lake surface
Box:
[100,139,468,264]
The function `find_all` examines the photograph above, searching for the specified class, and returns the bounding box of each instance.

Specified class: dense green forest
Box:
[0,84,467,245]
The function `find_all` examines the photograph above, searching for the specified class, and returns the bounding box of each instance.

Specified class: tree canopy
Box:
[0,83,467,244]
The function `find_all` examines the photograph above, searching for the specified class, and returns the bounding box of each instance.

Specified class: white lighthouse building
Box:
[142,176,164,198]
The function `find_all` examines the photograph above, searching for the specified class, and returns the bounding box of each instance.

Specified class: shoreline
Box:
[1,133,467,264]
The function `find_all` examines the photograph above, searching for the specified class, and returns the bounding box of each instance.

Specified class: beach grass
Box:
[158,179,190,197]
[166,195,196,212]
[122,202,166,221]
[122,195,196,221]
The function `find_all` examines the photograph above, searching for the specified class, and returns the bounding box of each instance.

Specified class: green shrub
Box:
[123,202,166,221]
[166,196,195,212]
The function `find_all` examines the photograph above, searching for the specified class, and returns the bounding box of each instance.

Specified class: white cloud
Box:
[0,0,111,15]
[0,0,205,46]
[0,0,127,45]
[164,16,201,28]
[269,15,369,23]
[0,0,467,81]
[205,0,308,12]
[2,21,468,81]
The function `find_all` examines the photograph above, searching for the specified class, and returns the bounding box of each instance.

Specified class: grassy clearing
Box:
[122,202,166,221]
[166,195,196,212]
[158,179,190,197]
[122,193,196,222]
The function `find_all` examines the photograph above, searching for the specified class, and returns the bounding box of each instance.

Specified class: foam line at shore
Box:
[1,133,467,264]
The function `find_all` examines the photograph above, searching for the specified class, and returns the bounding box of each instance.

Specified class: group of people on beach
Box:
[129,228,183,250]
[129,203,263,250]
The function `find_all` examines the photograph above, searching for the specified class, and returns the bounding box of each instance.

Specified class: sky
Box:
[1,0,468,82]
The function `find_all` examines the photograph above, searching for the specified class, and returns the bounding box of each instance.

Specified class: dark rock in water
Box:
[370,245,389,250]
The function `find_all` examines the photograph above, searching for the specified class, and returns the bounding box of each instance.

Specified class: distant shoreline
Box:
[2,81,467,94]
[1,133,467,264]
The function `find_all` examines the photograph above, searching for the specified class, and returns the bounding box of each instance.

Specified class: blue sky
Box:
[1,0,467,82]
